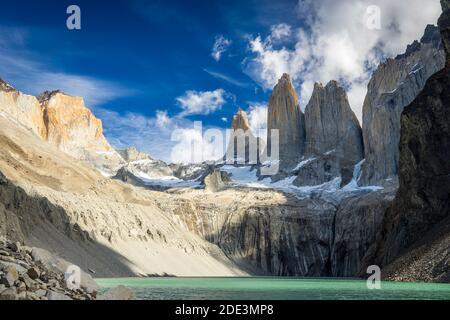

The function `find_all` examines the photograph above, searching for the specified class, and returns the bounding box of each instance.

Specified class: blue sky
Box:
[0,0,442,162]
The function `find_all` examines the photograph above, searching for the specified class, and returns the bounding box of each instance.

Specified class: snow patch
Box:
[292,157,316,171]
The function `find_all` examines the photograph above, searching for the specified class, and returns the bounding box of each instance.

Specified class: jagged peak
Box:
[420,24,441,45]
[279,73,291,82]
[325,80,341,89]
[272,73,300,104]
[313,82,324,90]
[312,80,344,93]
[396,24,442,60]
[0,78,17,93]
[231,108,251,131]
[37,90,66,103]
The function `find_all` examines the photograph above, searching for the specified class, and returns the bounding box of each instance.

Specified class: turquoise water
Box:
[96,277,450,300]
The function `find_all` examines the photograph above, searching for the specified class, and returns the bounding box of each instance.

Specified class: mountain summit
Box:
[267,73,305,162]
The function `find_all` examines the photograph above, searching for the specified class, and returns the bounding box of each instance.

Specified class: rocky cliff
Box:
[360,24,445,185]
[267,74,305,164]
[157,186,396,277]
[362,1,450,281]
[0,84,124,175]
[0,111,244,277]
[292,81,364,187]
[304,81,364,163]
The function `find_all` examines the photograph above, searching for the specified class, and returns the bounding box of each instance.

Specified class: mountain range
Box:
[0,1,449,291]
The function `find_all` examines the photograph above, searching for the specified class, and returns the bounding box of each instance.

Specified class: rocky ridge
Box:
[0,86,124,175]
[361,0,450,281]
[360,24,445,185]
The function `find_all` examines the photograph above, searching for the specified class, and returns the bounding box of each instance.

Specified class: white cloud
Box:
[203,68,251,88]
[155,110,171,128]
[243,0,442,122]
[211,35,232,61]
[170,125,225,164]
[269,23,292,42]
[246,103,268,139]
[98,108,225,163]
[221,117,228,122]
[176,89,228,116]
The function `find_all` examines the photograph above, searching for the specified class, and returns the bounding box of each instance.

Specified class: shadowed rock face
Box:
[360,24,445,185]
[305,81,364,164]
[441,0,450,65]
[267,74,305,162]
[362,2,450,278]
[162,186,396,277]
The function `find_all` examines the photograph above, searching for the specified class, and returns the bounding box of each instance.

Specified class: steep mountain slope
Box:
[360,25,445,185]
[304,81,363,163]
[267,73,305,164]
[293,81,364,187]
[362,1,450,281]
[0,113,245,277]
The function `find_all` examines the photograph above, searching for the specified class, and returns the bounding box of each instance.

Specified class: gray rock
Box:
[203,170,231,193]
[3,265,18,287]
[98,285,134,300]
[267,73,305,163]
[361,24,445,185]
[304,81,364,164]
[0,287,17,300]
[19,273,35,290]
[46,290,72,301]
[35,289,47,297]
[30,247,99,293]
[293,152,355,187]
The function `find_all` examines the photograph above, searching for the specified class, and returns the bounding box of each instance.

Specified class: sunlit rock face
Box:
[0,83,124,175]
[360,24,445,185]
[0,80,47,138]
[267,74,305,163]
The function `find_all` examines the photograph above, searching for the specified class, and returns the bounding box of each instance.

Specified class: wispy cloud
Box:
[203,68,252,88]
[211,35,232,61]
[0,27,132,106]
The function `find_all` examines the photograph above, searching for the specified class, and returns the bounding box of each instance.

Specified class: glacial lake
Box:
[96,277,450,300]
